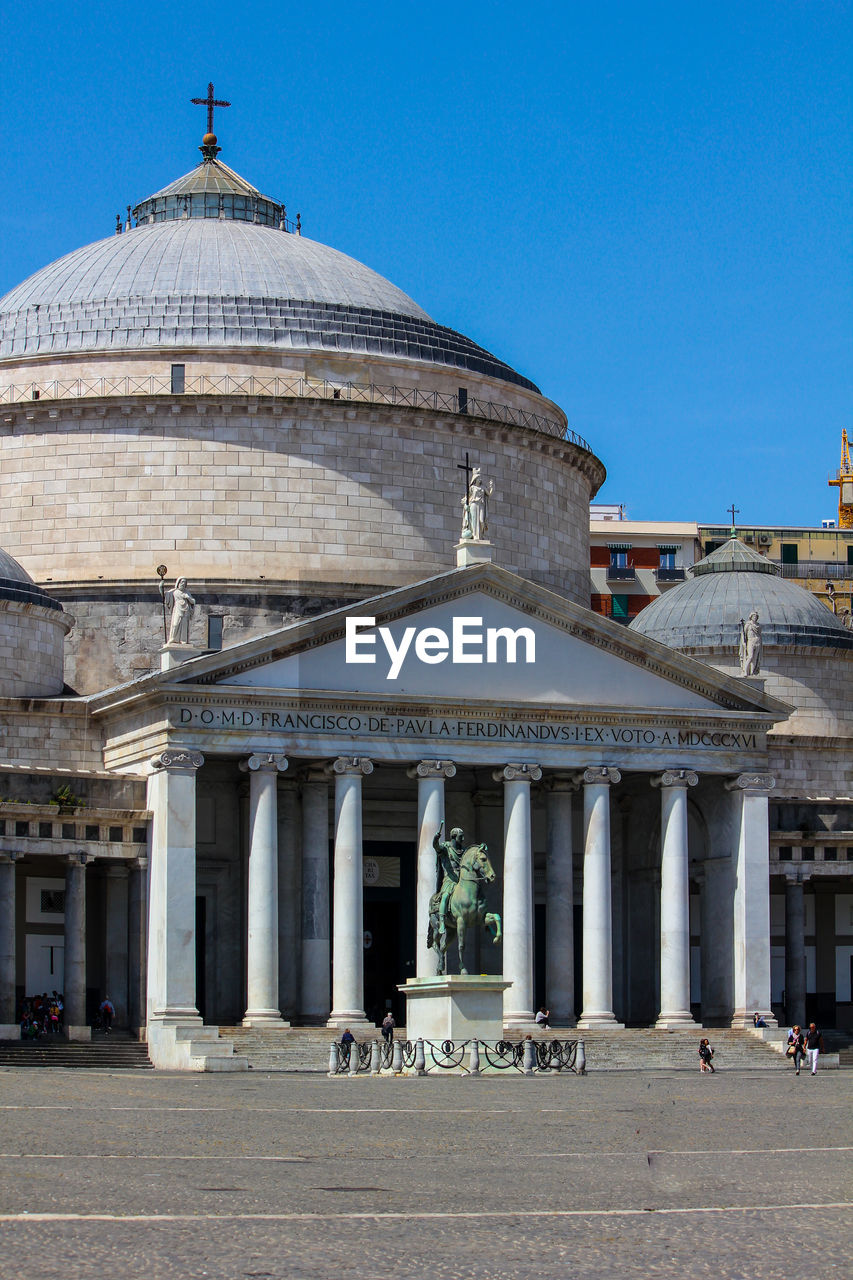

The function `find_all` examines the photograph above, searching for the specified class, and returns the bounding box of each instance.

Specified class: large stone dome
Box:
[0,217,536,390]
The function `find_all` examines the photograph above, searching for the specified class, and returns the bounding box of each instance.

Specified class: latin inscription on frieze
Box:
[175,706,761,751]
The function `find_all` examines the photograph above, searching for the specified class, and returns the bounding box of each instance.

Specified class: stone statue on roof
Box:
[460,466,494,542]
[160,576,196,645]
[739,609,762,676]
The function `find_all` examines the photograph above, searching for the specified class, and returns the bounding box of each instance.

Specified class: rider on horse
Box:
[433,821,465,944]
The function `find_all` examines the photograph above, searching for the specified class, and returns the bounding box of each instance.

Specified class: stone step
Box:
[0,1037,152,1069]
[217,1026,816,1073]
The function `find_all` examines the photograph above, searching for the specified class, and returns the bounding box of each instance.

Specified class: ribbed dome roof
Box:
[630,538,853,652]
[0,187,538,390]
[0,547,62,611]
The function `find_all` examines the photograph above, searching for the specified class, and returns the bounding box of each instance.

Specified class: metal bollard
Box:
[414,1037,426,1076]
[468,1039,480,1076]
[348,1041,360,1076]
[523,1037,536,1076]
[392,1039,403,1074]
[370,1039,381,1075]
[576,1039,586,1075]
[328,1041,340,1076]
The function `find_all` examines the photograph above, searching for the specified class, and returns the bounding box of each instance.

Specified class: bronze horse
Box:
[427,842,502,975]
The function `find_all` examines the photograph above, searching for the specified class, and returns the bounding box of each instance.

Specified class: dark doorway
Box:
[362,841,415,1026]
[196,895,207,1022]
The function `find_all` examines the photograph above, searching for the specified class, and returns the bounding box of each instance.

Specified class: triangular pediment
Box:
[129,564,787,719]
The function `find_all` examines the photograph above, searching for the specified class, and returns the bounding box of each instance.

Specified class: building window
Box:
[780,543,798,565]
[848,546,853,566]
[823,847,837,861]
[61,823,75,839]
[109,826,123,843]
[85,825,99,841]
[15,821,29,837]
[132,827,147,843]
[39,822,53,838]
[611,594,630,622]
[778,846,793,860]
[801,846,815,861]
[659,550,676,570]
[40,889,65,914]
[170,363,185,394]
[208,615,224,651]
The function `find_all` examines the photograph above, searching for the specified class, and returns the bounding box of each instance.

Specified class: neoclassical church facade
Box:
[0,118,850,1067]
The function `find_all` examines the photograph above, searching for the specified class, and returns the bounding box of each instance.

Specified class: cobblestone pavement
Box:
[0,1068,849,1279]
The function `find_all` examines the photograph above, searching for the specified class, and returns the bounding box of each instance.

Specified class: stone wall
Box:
[0,602,72,698]
[0,699,104,772]
[0,397,599,600]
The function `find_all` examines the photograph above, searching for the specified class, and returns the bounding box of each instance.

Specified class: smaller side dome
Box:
[0,547,71,698]
[630,537,853,652]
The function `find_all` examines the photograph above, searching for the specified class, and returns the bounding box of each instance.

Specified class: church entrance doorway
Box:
[362,842,415,1026]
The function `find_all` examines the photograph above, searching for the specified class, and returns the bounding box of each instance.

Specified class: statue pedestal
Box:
[160,642,209,671]
[455,539,493,568]
[399,975,511,1042]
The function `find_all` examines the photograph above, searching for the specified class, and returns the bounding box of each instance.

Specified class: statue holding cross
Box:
[458,453,495,542]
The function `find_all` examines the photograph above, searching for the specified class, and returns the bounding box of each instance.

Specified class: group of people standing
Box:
[19,992,62,1038]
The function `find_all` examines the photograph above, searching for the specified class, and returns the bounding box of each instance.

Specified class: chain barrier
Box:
[328,1036,582,1075]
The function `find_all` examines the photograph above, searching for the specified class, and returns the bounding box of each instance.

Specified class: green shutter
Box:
[611,594,630,621]
[780,543,798,565]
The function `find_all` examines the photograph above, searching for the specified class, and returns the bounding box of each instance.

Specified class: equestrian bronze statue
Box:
[427,821,502,975]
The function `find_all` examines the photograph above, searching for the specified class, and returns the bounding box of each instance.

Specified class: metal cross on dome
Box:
[191,82,231,135]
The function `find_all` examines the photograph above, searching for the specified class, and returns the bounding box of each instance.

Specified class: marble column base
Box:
[326,1012,374,1030]
[655,1012,697,1030]
[147,1019,248,1071]
[730,1010,777,1030]
[576,1013,625,1030]
[503,1012,540,1034]
[65,1025,91,1042]
[242,1011,289,1028]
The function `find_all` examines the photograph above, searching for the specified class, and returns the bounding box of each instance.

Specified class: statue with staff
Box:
[460,465,494,541]
[427,820,502,975]
[158,571,196,645]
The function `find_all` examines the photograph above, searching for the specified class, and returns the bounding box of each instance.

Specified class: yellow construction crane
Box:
[829,429,853,528]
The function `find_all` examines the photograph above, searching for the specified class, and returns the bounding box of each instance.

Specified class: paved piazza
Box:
[0,1069,849,1279]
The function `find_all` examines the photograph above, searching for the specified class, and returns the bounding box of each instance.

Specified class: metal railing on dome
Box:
[0,373,593,452]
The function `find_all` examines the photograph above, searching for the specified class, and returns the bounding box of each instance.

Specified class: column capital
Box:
[65,851,93,867]
[651,769,698,789]
[406,760,457,780]
[544,773,578,794]
[492,763,542,783]
[575,767,621,787]
[0,852,21,865]
[150,749,204,774]
[130,856,148,872]
[327,757,373,777]
[783,867,811,885]
[239,753,288,774]
[725,772,775,794]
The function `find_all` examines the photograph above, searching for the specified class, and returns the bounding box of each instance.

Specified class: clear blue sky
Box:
[2,1,851,526]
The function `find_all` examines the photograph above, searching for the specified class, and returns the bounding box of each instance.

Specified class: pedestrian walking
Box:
[786,1024,805,1075]
[99,997,115,1032]
[381,1012,395,1044]
[805,1022,824,1075]
[698,1037,716,1073]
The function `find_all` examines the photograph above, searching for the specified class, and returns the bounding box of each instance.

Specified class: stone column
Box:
[146,749,204,1026]
[241,753,288,1026]
[104,865,129,1028]
[784,872,807,1030]
[494,764,542,1030]
[545,777,576,1026]
[327,758,373,1028]
[301,772,331,1023]
[127,857,148,1037]
[0,854,19,1037]
[652,770,698,1029]
[64,853,91,1040]
[408,760,456,977]
[577,767,624,1029]
[277,780,301,1023]
[725,773,777,1028]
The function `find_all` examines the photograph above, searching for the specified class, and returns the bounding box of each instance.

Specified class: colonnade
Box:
[142,750,778,1035]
